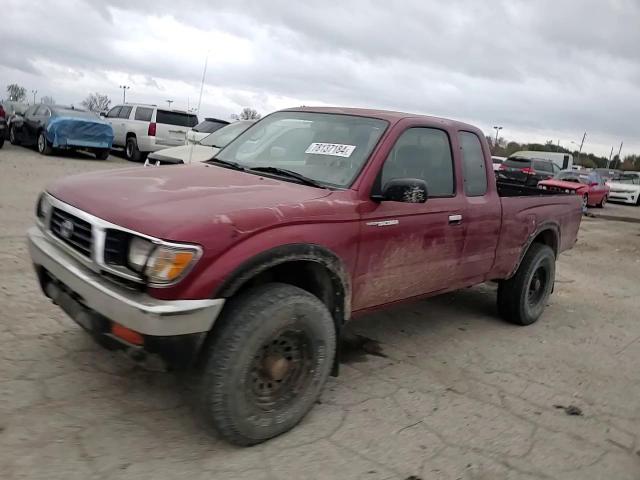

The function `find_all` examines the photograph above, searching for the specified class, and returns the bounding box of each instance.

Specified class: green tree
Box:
[6,83,27,102]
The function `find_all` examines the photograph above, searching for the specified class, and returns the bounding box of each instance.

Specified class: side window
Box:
[534,161,552,173]
[106,106,121,118]
[458,131,487,196]
[118,106,132,119]
[380,127,454,197]
[31,106,42,116]
[134,107,153,122]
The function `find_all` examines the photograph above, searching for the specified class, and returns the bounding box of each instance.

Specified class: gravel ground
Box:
[1,142,640,479]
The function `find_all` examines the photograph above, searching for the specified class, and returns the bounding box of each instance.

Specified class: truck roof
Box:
[285,106,480,131]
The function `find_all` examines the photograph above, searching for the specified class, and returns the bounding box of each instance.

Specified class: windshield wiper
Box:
[204,157,246,171]
[249,166,326,188]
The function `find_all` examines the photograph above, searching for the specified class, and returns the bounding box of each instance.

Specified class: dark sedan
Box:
[10,105,114,159]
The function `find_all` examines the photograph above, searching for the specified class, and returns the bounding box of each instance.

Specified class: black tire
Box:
[497,243,555,326]
[9,125,20,145]
[94,148,110,160]
[37,131,52,155]
[597,195,607,208]
[0,136,4,149]
[199,283,336,446]
[636,195,640,207]
[125,136,142,161]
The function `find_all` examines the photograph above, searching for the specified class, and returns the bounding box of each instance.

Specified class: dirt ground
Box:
[1,142,640,479]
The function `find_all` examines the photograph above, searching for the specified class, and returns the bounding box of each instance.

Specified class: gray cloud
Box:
[1,0,638,155]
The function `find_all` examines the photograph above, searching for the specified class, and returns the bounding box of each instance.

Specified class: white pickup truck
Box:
[104,103,198,161]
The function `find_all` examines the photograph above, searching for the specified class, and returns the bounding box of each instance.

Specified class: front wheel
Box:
[497,243,556,326]
[198,283,336,446]
[37,131,52,155]
[125,137,142,161]
[94,148,110,160]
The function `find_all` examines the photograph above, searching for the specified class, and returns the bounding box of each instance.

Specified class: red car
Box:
[538,171,609,209]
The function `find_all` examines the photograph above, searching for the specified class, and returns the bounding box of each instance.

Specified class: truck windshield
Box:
[215,111,388,188]
[612,174,640,185]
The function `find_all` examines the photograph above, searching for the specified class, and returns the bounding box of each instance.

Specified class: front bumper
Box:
[609,192,637,204]
[28,226,224,364]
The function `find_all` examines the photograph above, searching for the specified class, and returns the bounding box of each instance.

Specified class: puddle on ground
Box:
[340,332,387,364]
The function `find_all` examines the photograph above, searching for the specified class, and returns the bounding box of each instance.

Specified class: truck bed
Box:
[490,180,583,280]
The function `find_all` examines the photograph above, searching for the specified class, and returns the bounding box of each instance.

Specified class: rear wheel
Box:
[94,148,110,160]
[581,194,588,211]
[597,195,607,208]
[9,126,20,145]
[198,283,336,446]
[37,131,52,155]
[125,136,142,161]
[497,243,555,326]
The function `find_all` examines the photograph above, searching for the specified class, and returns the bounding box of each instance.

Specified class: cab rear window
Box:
[503,158,531,168]
[156,110,198,127]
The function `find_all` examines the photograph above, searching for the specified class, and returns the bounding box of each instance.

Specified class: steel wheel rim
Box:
[527,265,548,308]
[582,195,588,209]
[247,326,314,412]
[9,127,15,143]
[126,142,132,158]
[38,134,45,152]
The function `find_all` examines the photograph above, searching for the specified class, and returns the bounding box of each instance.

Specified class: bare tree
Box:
[6,83,27,102]
[231,107,261,120]
[81,92,111,112]
[40,96,55,105]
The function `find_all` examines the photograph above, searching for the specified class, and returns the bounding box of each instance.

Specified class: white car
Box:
[104,104,198,161]
[147,120,254,165]
[185,117,230,145]
[492,156,507,171]
[607,172,640,205]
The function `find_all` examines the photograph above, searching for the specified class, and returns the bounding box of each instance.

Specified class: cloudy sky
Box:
[2,0,638,156]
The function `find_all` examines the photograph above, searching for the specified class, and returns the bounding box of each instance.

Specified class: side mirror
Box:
[376,178,428,203]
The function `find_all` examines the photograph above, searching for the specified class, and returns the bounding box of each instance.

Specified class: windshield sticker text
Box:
[305,143,356,157]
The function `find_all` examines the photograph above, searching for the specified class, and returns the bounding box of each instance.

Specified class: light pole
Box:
[31,89,37,104]
[493,126,503,147]
[166,100,173,108]
[119,85,130,104]
[196,50,211,115]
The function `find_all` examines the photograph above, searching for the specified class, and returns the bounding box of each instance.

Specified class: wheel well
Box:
[234,260,343,326]
[126,132,136,140]
[531,229,558,256]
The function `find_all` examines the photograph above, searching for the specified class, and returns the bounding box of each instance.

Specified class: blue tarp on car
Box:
[45,116,114,149]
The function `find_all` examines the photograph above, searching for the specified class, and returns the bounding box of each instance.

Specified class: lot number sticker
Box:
[305,143,356,157]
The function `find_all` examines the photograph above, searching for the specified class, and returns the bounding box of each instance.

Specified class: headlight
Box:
[36,193,52,221]
[127,236,200,284]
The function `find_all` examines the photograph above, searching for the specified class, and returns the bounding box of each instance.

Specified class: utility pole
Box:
[615,141,623,169]
[166,100,173,108]
[608,146,614,168]
[119,85,130,104]
[576,131,586,166]
[197,51,210,114]
[31,89,37,104]
[493,126,503,149]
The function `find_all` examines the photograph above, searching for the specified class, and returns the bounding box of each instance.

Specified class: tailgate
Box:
[155,110,198,146]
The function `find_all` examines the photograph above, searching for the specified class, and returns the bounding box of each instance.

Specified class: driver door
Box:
[353,127,466,311]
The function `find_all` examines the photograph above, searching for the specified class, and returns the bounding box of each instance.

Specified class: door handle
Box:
[448,214,463,225]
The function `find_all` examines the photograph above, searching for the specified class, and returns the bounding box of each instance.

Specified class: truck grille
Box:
[50,208,93,257]
[104,229,129,266]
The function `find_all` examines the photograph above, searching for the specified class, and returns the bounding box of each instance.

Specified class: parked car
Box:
[491,155,506,171]
[103,103,198,161]
[593,168,622,182]
[28,107,582,446]
[496,156,560,186]
[538,171,609,209]
[185,117,230,145]
[2,100,29,142]
[511,150,574,170]
[147,120,254,165]
[607,172,640,205]
[0,103,5,148]
[10,105,113,159]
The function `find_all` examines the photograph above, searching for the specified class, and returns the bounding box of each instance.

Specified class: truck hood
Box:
[46,163,332,241]
[147,144,219,164]
[607,181,639,192]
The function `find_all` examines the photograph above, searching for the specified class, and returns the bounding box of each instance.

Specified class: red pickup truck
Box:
[28,107,582,445]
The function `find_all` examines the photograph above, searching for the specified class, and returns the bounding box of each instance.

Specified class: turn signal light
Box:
[111,322,144,346]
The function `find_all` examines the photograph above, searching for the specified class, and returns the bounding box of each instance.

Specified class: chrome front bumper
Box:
[28,226,224,336]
